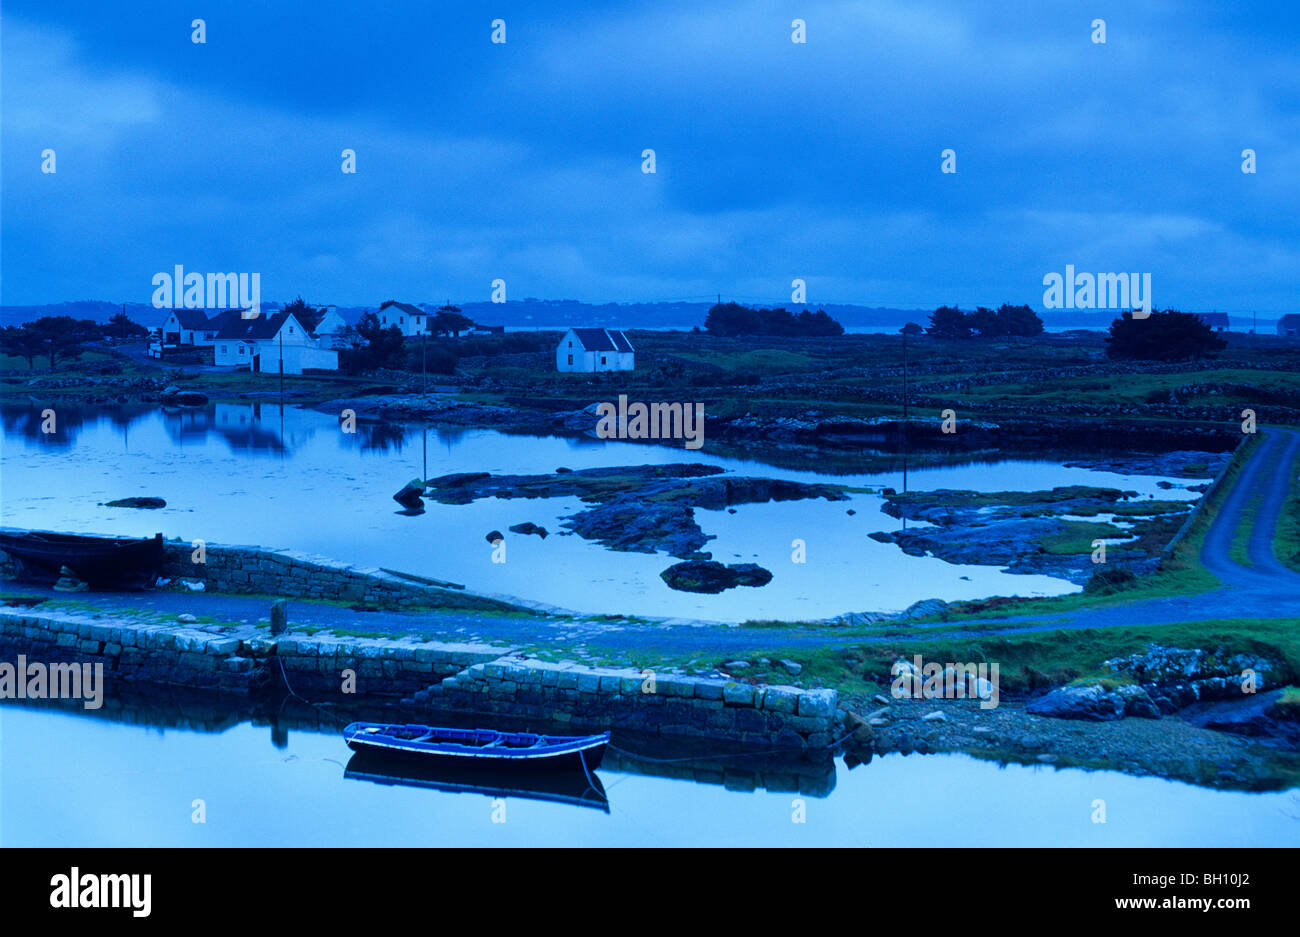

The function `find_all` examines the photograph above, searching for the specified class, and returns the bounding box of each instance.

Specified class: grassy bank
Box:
[1276,438,1300,573]
[559,616,1300,702]
[899,433,1260,623]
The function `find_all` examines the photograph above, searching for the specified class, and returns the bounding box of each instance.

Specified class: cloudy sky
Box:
[3,0,1297,314]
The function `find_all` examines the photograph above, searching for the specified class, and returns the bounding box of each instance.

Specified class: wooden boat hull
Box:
[343,722,608,771]
[0,531,164,589]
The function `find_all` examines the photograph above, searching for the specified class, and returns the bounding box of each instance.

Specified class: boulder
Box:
[1117,684,1162,719]
[1026,684,1124,721]
[105,497,167,509]
[393,481,425,508]
[485,530,504,544]
[160,384,209,406]
[659,560,773,594]
[901,598,949,620]
[53,566,87,592]
[508,522,549,538]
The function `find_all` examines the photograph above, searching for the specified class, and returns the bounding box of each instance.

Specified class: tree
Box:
[333,324,367,351]
[21,317,101,368]
[795,309,845,336]
[0,325,42,367]
[900,322,924,336]
[703,302,844,336]
[281,295,325,332]
[353,312,405,370]
[926,306,970,339]
[432,305,475,337]
[966,306,1003,338]
[105,311,149,341]
[995,303,1044,337]
[1105,310,1228,362]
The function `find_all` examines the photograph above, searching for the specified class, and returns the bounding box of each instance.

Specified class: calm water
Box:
[1,705,1294,847]
[0,403,1200,620]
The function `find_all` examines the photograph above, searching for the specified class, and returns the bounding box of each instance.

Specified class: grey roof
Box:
[572,328,615,351]
[1196,312,1230,326]
[214,310,308,342]
[167,308,211,330]
[204,309,247,333]
[1278,314,1300,325]
[571,328,632,352]
[380,300,424,317]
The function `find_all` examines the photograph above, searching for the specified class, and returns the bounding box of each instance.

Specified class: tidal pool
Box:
[0,403,1201,620]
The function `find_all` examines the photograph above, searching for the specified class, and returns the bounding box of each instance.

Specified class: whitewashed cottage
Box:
[556,328,635,372]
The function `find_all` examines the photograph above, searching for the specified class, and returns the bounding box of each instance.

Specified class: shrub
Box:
[1084,566,1137,593]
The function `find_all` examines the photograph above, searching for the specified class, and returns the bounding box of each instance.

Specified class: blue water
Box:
[2,706,1294,847]
[0,404,1201,620]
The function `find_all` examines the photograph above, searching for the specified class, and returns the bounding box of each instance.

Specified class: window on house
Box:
[601,355,607,365]
[399,316,404,324]
[239,346,245,355]
[567,355,573,365]
[220,345,227,354]
[568,341,572,347]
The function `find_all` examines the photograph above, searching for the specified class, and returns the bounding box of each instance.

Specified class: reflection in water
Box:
[0,402,426,457]
[0,688,835,802]
[344,750,611,813]
[4,693,1295,847]
[3,400,1212,618]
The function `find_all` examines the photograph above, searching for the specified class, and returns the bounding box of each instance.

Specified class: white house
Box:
[213,310,338,374]
[378,300,428,336]
[313,307,347,337]
[162,309,212,346]
[557,328,635,372]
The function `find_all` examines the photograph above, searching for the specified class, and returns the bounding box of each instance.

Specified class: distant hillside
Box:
[0,299,1280,334]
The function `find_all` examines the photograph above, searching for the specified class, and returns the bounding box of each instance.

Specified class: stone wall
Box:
[1,610,840,749]
[0,527,528,613]
[159,540,529,612]
[412,657,839,748]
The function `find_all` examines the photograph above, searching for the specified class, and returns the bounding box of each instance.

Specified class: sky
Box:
[2,0,1298,314]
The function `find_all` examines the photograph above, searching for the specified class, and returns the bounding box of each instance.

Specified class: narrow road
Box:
[7,428,1299,658]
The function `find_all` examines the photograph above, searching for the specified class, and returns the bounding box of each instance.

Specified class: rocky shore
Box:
[317,392,1245,455]
[868,485,1195,584]
[417,464,851,586]
[833,642,1300,789]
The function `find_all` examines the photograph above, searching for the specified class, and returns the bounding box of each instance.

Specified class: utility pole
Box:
[902,327,909,424]
[422,332,427,394]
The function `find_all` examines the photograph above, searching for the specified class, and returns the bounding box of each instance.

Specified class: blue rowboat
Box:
[343,722,609,771]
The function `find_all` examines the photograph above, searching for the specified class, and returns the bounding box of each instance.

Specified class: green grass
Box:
[707,616,1300,698]
[1276,686,1300,716]
[898,434,1260,624]
[1276,447,1300,573]
[1231,487,1266,566]
[1036,521,1127,555]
